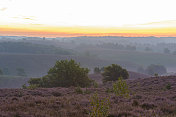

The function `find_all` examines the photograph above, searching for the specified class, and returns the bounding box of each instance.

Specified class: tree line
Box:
[26,59,129,88]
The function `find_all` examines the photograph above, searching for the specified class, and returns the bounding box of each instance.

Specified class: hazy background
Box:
[0,36,176,88]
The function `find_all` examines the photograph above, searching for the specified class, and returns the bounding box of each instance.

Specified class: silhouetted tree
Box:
[145,64,167,75]
[102,64,129,83]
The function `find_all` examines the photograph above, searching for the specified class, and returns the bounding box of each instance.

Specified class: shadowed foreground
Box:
[0,76,176,117]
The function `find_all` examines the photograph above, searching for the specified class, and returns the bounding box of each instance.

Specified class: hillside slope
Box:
[0,76,176,117]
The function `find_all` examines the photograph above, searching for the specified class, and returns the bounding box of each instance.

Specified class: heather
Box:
[0,76,176,117]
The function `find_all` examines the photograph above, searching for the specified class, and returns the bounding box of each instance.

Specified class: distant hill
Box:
[0,42,71,55]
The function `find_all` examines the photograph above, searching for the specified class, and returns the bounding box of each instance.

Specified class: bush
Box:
[27,84,39,90]
[141,103,156,110]
[28,78,42,86]
[166,83,171,90]
[89,92,110,117]
[145,64,167,75]
[105,88,113,93]
[102,64,129,83]
[28,59,92,88]
[84,88,91,94]
[22,84,27,89]
[132,100,139,107]
[92,81,99,88]
[113,77,130,98]
[75,86,83,94]
[154,73,159,77]
[22,83,39,90]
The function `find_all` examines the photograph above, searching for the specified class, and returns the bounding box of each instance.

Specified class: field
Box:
[0,76,176,117]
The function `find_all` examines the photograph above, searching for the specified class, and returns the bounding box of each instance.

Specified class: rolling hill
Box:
[0,76,176,116]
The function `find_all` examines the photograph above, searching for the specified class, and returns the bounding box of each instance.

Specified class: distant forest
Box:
[0,42,71,55]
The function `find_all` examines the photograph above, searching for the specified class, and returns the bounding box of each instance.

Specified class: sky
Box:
[0,0,176,37]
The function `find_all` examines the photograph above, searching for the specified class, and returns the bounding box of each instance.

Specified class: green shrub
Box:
[146,64,167,75]
[92,81,99,88]
[102,64,129,83]
[27,84,39,90]
[84,88,91,94]
[22,84,27,89]
[75,86,83,94]
[105,88,113,93]
[28,59,92,88]
[154,73,159,77]
[28,78,42,86]
[89,92,110,117]
[22,83,39,90]
[141,103,156,110]
[132,100,139,107]
[113,77,130,98]
[166,83,171,90]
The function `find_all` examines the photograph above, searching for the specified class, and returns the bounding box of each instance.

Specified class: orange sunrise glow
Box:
[0,0,176,37]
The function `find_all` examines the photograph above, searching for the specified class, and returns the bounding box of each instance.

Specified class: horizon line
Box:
[1,35,176,38]
[1,26,176,38]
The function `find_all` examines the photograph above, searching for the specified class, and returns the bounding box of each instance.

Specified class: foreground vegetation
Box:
[1,59,175,117]
[0,76,176,117]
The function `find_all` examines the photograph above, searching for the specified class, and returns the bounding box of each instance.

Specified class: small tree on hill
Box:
[89,92,110,117]
[102,64,129,83]
[113,77,130,98]
[145,64,167,75]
